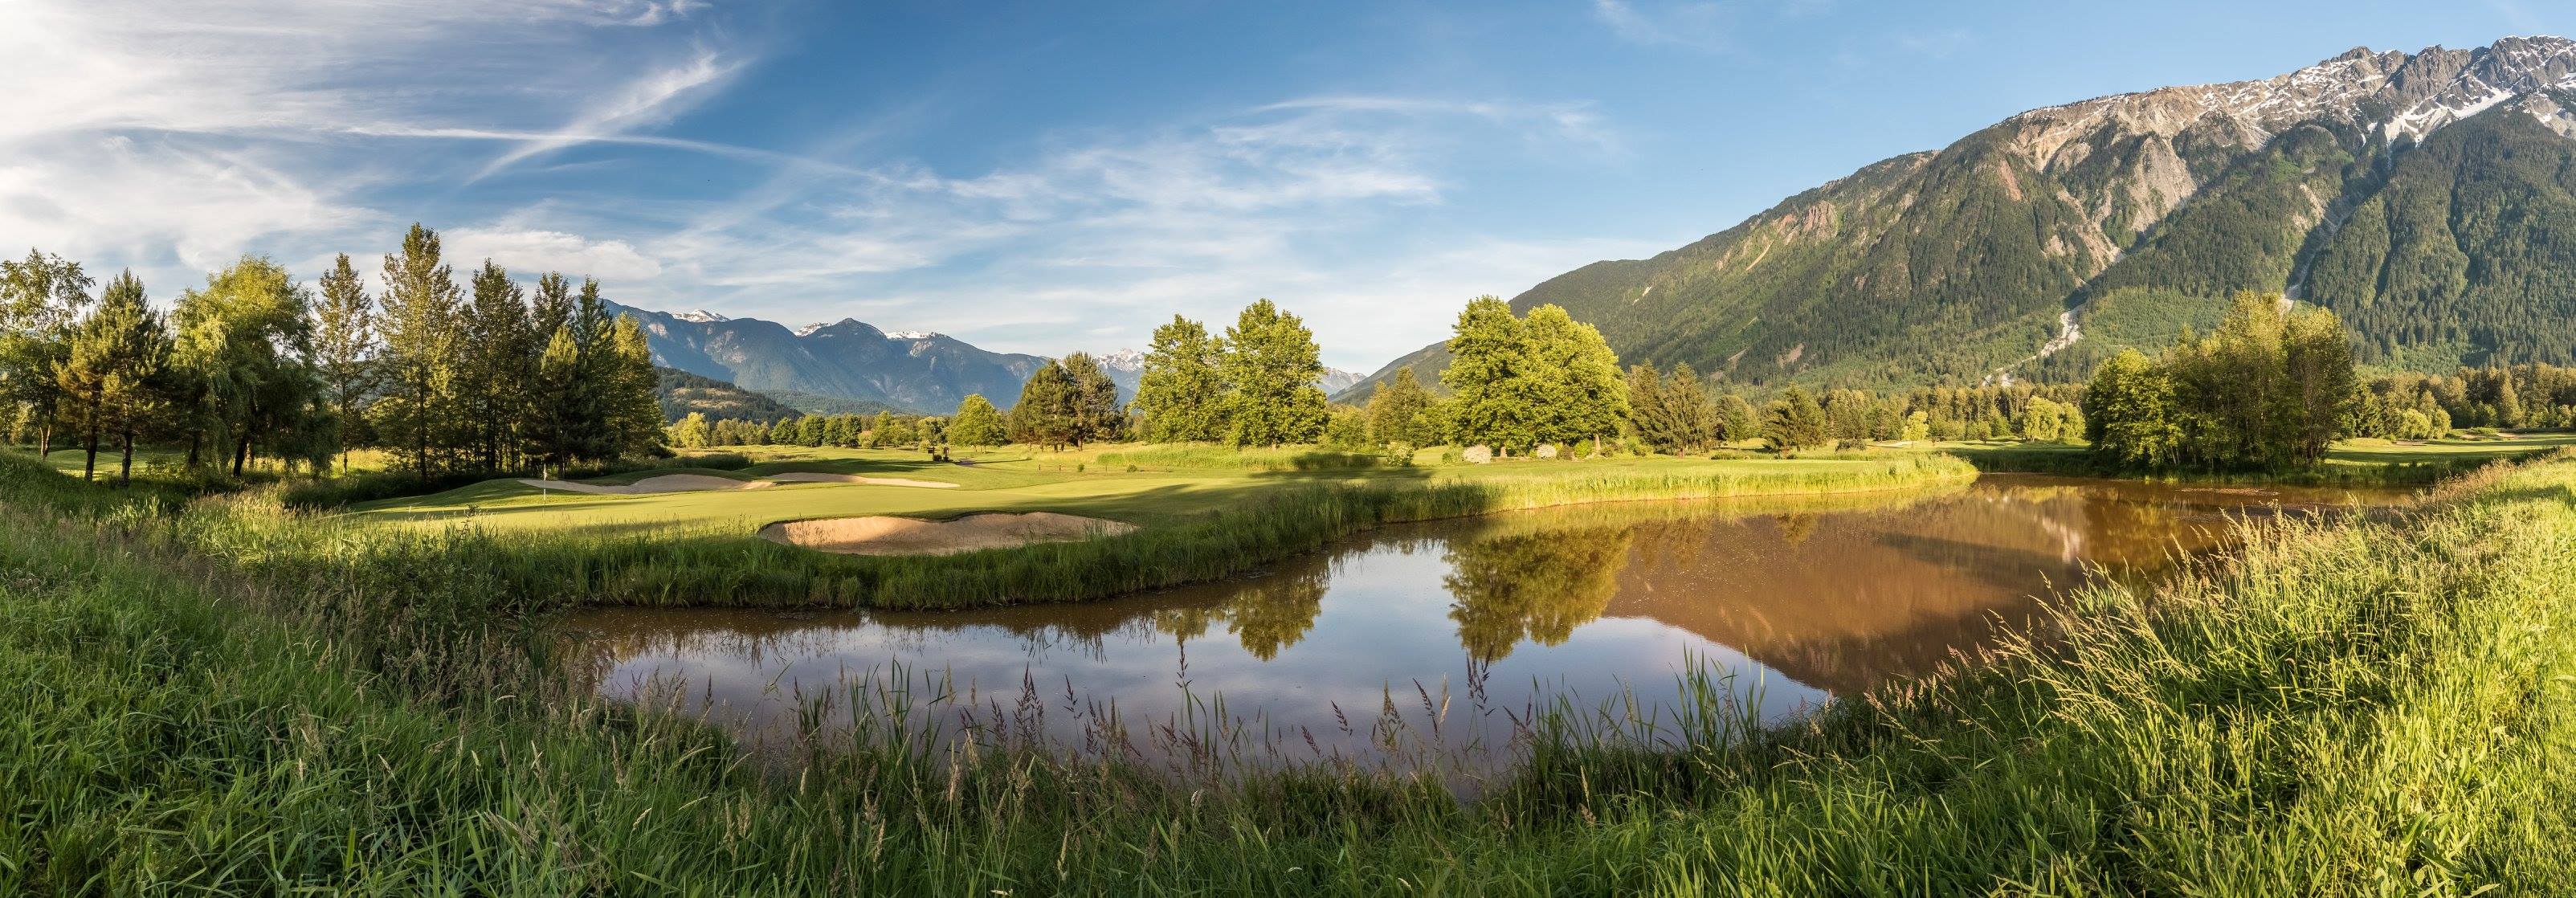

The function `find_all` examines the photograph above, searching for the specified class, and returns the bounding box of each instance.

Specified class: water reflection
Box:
[564,475,2403,769]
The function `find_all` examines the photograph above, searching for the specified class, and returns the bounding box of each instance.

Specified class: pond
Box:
[561,475,2407,778]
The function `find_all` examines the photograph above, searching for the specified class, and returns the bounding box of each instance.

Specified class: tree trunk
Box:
[82,416,100,482]
[233,432,251,478]
[118,428,135,486]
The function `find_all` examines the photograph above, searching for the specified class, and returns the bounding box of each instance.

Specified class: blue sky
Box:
[6,1,2573,369]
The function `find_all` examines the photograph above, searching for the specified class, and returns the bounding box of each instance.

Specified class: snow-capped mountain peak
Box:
[672,308,729,324]
[885,330,941,341]
[1095,348,1146,371]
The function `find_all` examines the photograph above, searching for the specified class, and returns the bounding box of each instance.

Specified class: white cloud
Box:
[0,0,734,290]
[445,228,665,281]
[0,3,1649,371]
[577,96,1647,367]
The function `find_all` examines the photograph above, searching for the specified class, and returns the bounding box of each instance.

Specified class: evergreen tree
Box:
[1219,300,1327,447]
[1762,385,1828,451]
[1442,296,1534,452]
[598,314,665,458]
[1133,315,1228,442]
[311,253,376,471]
[53,271,169,482]
[949,394,1006,446]
[1364,365,1432,447]
[1716,393,1759,443]
[1626,363,1717,455]
[1010,361,1078,449]
[374,224,463,478]
[462,261,533,470]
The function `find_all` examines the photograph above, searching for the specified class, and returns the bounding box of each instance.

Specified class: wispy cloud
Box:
[0,3,1647,368]
[0,0,741,279]
[1592,0,1736,52]
[468,49,741,181]
[569,96,1639,364]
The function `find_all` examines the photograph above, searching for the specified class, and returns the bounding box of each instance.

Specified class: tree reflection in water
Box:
[1443,526,1635,663]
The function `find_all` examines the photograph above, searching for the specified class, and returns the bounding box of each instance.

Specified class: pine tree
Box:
[1133,315,1229,442]
[1364,366,1432,447]
[1010,361,1078,449]
[530,326,583,470]
[53,271,169,482]
[1219,300,1327,447]
[598,314,665,458]
[374,224,463,478]
[949,394,1006,446]
[311,254,376,471]
[1762,385,1828,451]
[462,261,533,470]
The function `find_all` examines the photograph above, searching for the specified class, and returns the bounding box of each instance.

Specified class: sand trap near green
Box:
[518,474,774,496]
[760,512,1137,556]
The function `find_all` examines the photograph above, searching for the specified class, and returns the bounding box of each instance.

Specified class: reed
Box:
[6,447,2574,892]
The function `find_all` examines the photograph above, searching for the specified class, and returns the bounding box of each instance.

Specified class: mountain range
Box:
[1343,36,2576,401]
[619,304,1358,414]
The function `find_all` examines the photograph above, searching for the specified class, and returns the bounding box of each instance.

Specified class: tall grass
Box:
[6,448,2575,892]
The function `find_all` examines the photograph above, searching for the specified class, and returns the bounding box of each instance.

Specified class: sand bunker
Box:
[518,474,774,496]
[763,472,959,488]
[760,512,1137,556]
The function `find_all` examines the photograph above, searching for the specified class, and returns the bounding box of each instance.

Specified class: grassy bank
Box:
[1942,432,2576,484]
[4,444,2573,890]
[324,449,1976,610]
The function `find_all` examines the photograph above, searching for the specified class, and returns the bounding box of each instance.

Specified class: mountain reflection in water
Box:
[564,474,2404,766]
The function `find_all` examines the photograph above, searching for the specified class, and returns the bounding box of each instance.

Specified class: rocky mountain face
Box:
[614,303,1046,414]
[1346,37,2576,399]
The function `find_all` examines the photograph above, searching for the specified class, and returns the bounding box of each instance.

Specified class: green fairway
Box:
[346,444,1944,538]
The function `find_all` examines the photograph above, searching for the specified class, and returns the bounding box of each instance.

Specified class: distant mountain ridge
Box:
[1345,36,2576,400]
[613,303,1047,414]
[621,301,1364,414]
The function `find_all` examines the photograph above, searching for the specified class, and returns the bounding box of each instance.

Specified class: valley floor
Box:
[3,446,2574,892]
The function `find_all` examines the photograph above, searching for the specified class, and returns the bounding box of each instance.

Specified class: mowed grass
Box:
[346,444,1947,537]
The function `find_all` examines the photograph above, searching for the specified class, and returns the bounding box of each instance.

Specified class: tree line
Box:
[0,224,662,483]
[667,398,1010,451]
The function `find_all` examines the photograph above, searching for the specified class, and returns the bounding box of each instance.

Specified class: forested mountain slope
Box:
[614,304,1045,414]
[1346,37,2576,400]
